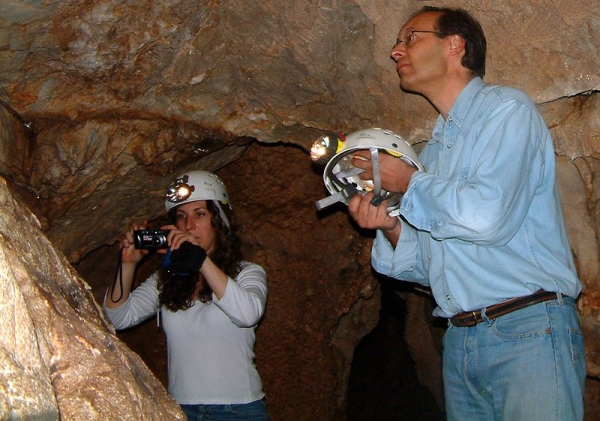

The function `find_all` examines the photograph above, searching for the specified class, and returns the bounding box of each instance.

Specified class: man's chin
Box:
[398,78,412,92]
[398,80,421,96]
[397,75,410,89]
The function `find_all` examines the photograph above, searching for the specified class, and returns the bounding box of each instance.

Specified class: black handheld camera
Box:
[133,230,169,250]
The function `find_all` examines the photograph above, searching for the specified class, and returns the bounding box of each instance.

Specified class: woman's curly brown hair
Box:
[157,200,242,311]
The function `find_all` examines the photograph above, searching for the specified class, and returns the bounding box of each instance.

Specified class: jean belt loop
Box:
[480,307,492,325]
[555,291,564,305]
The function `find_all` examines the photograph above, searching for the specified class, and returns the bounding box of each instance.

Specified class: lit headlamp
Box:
[165,175,195,204]
[310,132,345,165]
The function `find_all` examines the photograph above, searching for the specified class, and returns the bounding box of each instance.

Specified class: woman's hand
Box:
[121,221,149,264]
[161,225,200,251]
[106,221,149,308]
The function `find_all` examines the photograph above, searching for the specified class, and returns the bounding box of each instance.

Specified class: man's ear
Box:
[448,34,466,54]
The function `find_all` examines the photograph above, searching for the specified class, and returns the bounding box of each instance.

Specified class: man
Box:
[348,6,586,421]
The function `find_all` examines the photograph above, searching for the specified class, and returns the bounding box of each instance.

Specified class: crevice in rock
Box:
[346,280,446,421]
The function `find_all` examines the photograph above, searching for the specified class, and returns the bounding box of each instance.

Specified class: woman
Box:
[104,170,270,421]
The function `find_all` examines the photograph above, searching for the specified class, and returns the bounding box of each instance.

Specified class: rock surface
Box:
[0,177,185,420]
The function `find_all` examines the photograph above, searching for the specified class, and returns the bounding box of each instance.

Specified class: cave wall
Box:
[1,0,600,420]
[0,176,186,420]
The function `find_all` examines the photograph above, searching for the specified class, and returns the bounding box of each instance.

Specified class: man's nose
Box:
[390,45,405,61]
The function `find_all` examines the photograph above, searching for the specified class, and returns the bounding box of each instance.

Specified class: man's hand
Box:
[348,192,401,246]
[351,150,416,194]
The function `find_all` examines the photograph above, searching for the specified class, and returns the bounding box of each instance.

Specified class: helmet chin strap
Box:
[367,147,389,208]
[214,201,230,228]
[315,184,358,210]
[368,150,402,216]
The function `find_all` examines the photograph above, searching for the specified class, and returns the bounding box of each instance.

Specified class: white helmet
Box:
[165,170,232,226]
[316,128,424,215]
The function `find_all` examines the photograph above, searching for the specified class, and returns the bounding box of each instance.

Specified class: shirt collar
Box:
[446,77,484,128]
[428,77,484,145]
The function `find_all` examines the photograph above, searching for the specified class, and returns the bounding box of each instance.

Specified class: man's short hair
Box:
[415,6,487,78]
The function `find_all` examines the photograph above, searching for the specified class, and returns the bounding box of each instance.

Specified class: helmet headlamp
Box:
[310,132,345,165]
[165,175,195,204]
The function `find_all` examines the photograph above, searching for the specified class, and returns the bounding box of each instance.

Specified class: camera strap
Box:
[110,246,125,303]
[161,248,173,269]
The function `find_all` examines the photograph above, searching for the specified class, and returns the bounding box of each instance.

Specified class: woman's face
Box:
[174,200,217,253]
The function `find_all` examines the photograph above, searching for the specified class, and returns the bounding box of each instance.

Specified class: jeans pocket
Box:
[569,327,586,389]
[490,303,551,339]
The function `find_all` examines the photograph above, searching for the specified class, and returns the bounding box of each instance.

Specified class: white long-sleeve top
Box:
[103,261,268,405]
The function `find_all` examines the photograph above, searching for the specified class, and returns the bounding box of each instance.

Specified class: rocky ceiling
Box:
[1,0,600,420]
[1,0,598,262]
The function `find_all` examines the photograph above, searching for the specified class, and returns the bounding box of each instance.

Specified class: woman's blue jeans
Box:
[180,398,270,421]
[443,294,586,421]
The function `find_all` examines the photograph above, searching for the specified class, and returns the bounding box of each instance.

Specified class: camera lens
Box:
[152,235,167,248]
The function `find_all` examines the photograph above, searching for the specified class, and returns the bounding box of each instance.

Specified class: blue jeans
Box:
[443,294,586,421]
[180,398,270,421]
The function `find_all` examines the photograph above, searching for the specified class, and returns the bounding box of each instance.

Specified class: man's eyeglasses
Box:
[392,29,445,49]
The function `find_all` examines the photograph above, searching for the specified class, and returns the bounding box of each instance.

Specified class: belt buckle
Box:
[469,311,480,326]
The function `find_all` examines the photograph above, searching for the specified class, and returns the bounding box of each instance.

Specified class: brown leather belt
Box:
[449,290,559,327]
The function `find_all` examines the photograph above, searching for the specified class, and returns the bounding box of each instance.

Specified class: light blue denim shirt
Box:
[372,77,582,318]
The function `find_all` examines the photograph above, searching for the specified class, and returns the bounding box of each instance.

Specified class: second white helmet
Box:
[317,128,424,215]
